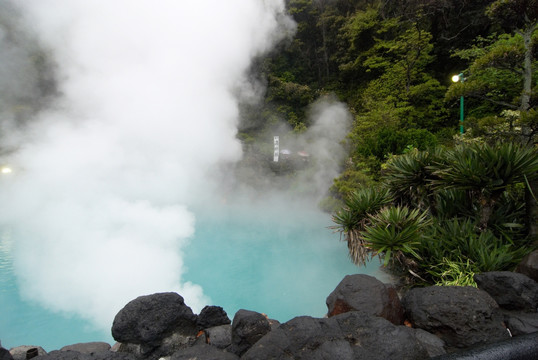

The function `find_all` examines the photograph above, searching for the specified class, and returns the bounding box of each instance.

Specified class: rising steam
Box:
[0,0,295,331]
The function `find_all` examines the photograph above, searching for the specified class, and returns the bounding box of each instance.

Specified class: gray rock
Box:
[60,343,111,354]
[413,328,446,357]
[326,274,404,325]
[196,306,231,330]
[9,346,47,360]
[204,325,232,349]
[402,286,510,349]
[516,250,538,282]
[31,350,135,360]
[500,310,538,336]
[242,312,429,360]
[111,292,198,355]
[1,347,13,360]
[229,309,271,357]
[170,343,239,360]
[474,271,538,311]
[431,332,538,360]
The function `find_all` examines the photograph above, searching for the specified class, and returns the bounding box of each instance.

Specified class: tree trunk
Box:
[520,21,537,240]
[520,25,533,115]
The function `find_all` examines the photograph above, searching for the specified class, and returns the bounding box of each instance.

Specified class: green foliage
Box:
[331,186,393,266]
[433,142,538,194]
[361,206,430,266]
[428,258,477,287]
[330,165,375,199]
[332,142,537,285]
[382,147,445,212]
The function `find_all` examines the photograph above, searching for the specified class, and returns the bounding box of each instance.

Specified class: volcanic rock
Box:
[60,342,111,354]
[326,274,404,324]
[402,285,510,349]
[170,343,239,360]
[204,325,232,349]
[8,346,47,360]
[474,271,538,311]
[111,292,198,358]
[242,311,429,360]
[229,309,271,356]
[516,250,538,282]
[197,306,231,330]
[0,347,13,360]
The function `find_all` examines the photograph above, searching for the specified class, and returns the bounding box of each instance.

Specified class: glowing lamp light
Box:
[452,72,465,134]
[1,166,13,174]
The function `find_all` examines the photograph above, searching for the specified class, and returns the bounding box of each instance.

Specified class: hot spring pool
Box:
[0,203,385,351]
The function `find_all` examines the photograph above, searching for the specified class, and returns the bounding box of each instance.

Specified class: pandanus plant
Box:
[331,187,392,266]
[431,142,538,230]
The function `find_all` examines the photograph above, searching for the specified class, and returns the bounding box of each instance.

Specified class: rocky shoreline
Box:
[2,251,538,360]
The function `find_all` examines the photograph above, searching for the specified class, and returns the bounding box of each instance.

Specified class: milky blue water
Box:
[0,203,384,352]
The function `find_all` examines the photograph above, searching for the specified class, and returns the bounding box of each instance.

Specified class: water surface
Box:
[0,203,383,351]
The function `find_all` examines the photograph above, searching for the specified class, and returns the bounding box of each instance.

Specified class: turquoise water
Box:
[0,202,383,351]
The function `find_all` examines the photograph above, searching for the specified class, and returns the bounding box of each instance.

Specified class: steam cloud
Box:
[0,0,296,331]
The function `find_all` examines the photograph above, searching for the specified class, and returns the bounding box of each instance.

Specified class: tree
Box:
[486,0,537,113]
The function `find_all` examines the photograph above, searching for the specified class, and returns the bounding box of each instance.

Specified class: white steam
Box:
[0,0,294,331]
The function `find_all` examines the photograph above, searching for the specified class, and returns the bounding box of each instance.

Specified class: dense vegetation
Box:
[239,0,538,286]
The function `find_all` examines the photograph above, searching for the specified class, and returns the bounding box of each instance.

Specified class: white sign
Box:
[273,136,279,162]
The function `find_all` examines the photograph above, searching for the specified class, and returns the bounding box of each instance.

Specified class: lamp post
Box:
[452,73,464,134]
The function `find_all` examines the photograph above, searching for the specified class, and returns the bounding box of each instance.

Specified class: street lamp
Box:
[452,73,464,134]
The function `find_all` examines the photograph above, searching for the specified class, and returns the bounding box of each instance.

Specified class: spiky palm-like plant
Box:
[432,142,538,230]
[361,206,431,267]
[331,187,393,266]
[383,147,446,213]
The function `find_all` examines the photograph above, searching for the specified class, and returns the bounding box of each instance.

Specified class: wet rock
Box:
[326,274,404,325]
[402,286,510,349]
[170,343,239,360]
[229,309,271,357]
[516,250,538,282]
[242,312,429,360]
[196,306,231,330]
[60,342,111,354]
[8,346,47,360]
[474,271,538,311]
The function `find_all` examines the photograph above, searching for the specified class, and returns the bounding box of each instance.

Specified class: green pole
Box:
[459,95,464,134]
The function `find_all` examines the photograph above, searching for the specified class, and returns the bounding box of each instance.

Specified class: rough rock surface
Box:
[242,311,429,360]
[326,274,404,325]
[170,344,239,360]
[112,292,198,359]
[474,271,538,311]
[204,325,232,349]
[402,285,510,349]
[29,350,135,360]
[197,306,231,330]
[413,328,446,358]
[500,310,538,336]
[431,332,538,360]
[8,346,47,360]
[60,343,111,354]
[112,293,198,347]
[229,309,271,357]
[516,250,538,282]
[0,347,13,360]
